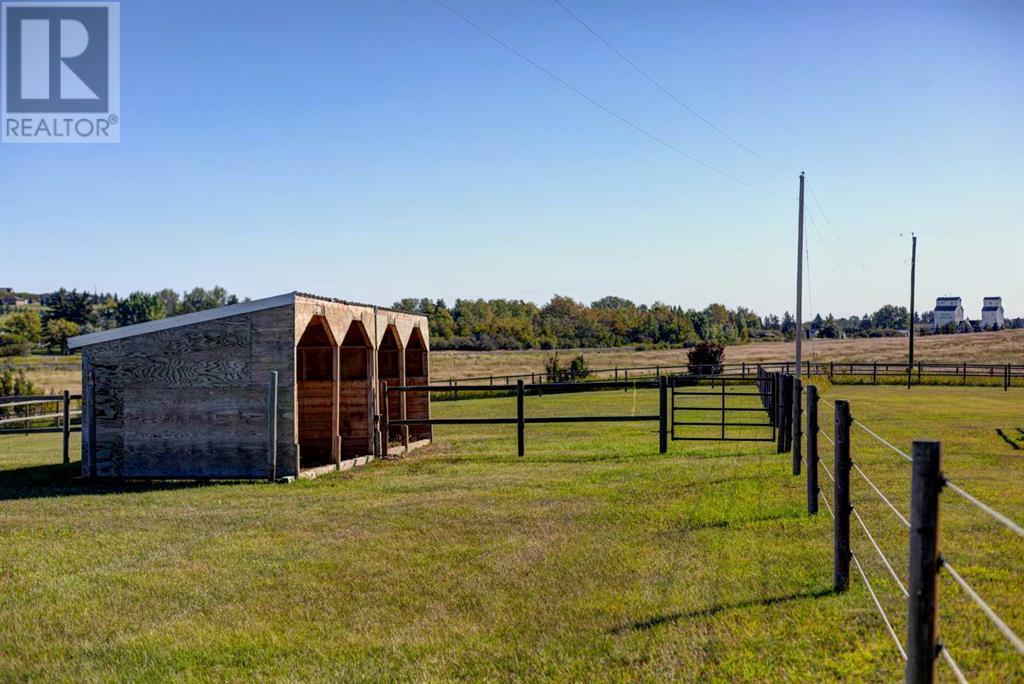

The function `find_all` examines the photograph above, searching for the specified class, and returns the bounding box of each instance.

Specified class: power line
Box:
[552,0,781,170]
[435,0,776,195]
[806,182,867,270]
[804,201,877,296]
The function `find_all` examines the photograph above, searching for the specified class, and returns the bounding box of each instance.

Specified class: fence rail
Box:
[436,359,1023,394]
[0,392,82,464]
[383,379,668,457]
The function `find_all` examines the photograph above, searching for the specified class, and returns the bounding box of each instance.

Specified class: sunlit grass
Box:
[0,384,1020,681]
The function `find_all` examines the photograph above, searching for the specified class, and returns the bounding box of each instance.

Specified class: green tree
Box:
[156,288,181,317]
[179,286,238,313]
[45,318,80,355]
[115,292,166,327]
[3,309,42,344]
[44,288,94,326]
[871,305,909,330]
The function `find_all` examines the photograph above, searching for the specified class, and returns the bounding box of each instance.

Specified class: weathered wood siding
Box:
[81,305,295,478]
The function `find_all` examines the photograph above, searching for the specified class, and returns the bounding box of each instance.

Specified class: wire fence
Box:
[800,378,1022,681]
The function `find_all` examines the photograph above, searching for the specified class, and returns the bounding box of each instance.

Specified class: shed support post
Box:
[381,381,389,458]
[906,441,942,684]
[267,371,278,481]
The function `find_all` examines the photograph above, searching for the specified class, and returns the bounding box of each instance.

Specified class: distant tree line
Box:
[0,287,245,356]
[2,288,1020,357]
[389,297,1022,351]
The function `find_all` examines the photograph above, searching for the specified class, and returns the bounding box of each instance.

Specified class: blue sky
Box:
[1,0,1021,318]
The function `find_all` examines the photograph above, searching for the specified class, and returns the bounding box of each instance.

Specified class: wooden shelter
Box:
[68,292,430,479]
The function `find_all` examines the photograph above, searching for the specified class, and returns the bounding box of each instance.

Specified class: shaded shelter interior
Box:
[296,316,336,468]
[404,327,431,441]
[339,321,372,458]
[379,326,403,443]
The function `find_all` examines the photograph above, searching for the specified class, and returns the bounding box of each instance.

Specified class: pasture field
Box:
[4,328,1023,396]
[431,328,1024,380]
[0,383,1021,681]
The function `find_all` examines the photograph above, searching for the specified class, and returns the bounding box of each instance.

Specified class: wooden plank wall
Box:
[81,305,295,479]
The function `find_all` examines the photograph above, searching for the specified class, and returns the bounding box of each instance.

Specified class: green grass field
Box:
[0,384,1021,681]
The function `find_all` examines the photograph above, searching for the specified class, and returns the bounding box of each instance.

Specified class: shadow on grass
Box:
[612,587,835,634]
[995,428,1022,450]
[0,462,251,501]
[656,509,808,538]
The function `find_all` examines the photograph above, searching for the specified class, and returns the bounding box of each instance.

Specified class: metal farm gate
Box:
[670,373,777,442]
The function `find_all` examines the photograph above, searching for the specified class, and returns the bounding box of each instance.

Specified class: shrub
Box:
[545,353,590,382]
[687,341,725,375]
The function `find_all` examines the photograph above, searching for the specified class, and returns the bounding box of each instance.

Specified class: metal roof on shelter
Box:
[68,292,425,350]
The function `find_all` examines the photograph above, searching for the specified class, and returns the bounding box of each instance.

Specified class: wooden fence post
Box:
[1005,364,1010,391]
[806,384,818,514]
[659,376,668,454]
[792,378,802,475]
[267,371,278,481]
[381,381,389,458]
[776,374,786,454]
[833,400,851,592]
[517,379,525,457]
[906,441,942,684]
[62,390,70,466]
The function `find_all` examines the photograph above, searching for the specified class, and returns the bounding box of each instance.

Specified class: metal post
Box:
[908,234,917,389]
[516,379,525,457]
[61,390,70,465]
[806,384,818,514]
[833,400,851,592]
[381,381,389,457]
[267,371,278,481]
[659,376,668,454]
[906,441,942,684]
[792,378,802,475]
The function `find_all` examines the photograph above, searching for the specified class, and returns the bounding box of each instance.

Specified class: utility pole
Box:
[796,172,805,377]
[908,234,917,389]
